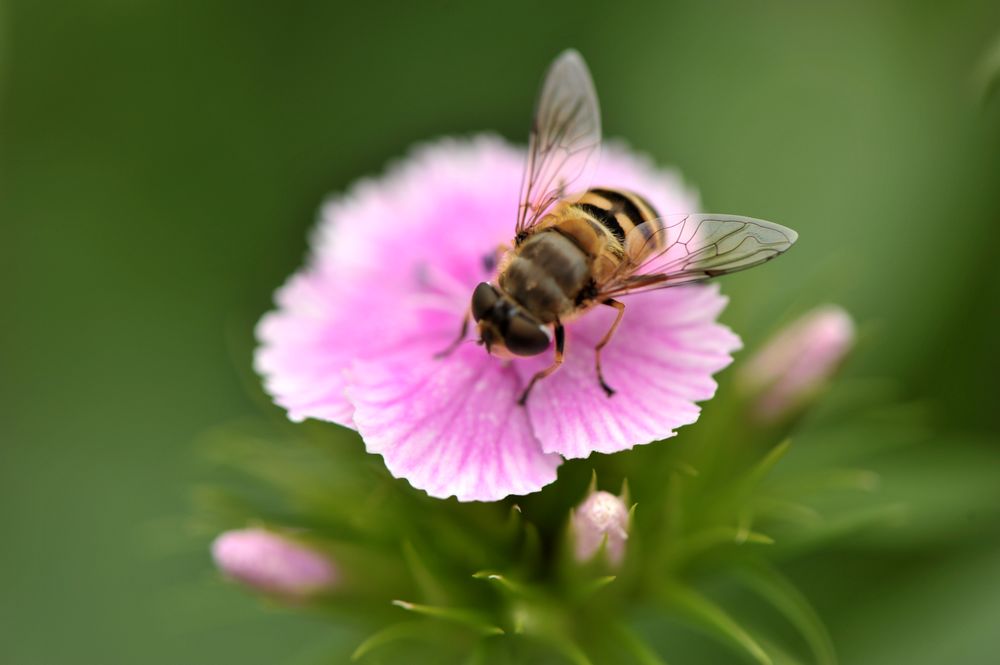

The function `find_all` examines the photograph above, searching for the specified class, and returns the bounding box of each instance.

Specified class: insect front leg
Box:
[595,299,625,396]
[482,243,511,275]
[517,323,565,406]
[434,310,470,359]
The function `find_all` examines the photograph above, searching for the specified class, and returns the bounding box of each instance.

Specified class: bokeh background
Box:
[2,1,999,664]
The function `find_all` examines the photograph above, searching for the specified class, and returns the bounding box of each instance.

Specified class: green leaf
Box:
[755,636,809,665]
[391,600,504,636]
[620,477,632,504]
[537,635,595,665]
[575,575,617,599]
[402,540,449,605]
[776,503,908,555]
[665,470,685,541]
[667,526,774,567]
[462,642,489,665]
[744,439,793,490]
[751,498,823,526]
[472,571,537,599]
[671,462,700,477]
[663,584,773,665]
[770,468,880,496]
[351,621,432,661]
[736,562,837,665]
[503,503,524,535]
[975,31,1000,106]
[613,623,671,665]
[521,518,543,565]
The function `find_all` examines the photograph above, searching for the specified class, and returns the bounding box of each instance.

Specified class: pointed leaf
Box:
[663,584,773,665]
[666,471,685,540]
[504,503,523,535]
[744,439,792,490]
[462,642,489,665]
[613,623,671,665]
[536,635,594,665]
[667,526,774,567]
[351,621,431,661]
[735,509,754,544]
[472,571,536,598]
[521,517,542,565]
[619,478,632,504]
[736,562,836,665]
[391,600,504,636]
[754,636,809,665]
[672,462,700,477]
[772,469,880,496]
[975,31,1000,105]
[402,540,449,604]
[575,575,617,599]
[751,498,823,526]
[777,503,908,555]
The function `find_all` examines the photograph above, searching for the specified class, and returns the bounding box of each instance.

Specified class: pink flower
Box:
[738,305,855,422]
[572,490,631,567]
[212,528,337,598]
[255,135,741,501]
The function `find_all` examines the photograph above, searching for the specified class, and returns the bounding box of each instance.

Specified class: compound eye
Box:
[504,314,551,356]
[471,282,499,321]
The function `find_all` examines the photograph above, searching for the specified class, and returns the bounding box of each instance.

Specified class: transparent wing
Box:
[515,49,602,236]
[600,214,798,297]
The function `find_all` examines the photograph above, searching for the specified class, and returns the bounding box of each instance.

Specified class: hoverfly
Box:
[444,50,797,405]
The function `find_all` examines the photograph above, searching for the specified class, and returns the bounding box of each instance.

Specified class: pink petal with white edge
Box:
[255,272,357,425]
[255,137,524,427]
[523,284,741,459]
[254,134,746,501]
[347,346,561,502]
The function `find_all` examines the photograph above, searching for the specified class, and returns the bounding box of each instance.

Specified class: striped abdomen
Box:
[545,187,664,283]
[572,188,662,252]
[499,188,663,322]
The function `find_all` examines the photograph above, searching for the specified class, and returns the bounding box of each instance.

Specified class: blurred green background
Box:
[2,1,998,664]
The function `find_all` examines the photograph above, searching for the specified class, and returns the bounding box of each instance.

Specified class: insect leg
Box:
[482,244,511,274]
[595,299,625,396]
[434,310,470,359]
[517,323,565,406]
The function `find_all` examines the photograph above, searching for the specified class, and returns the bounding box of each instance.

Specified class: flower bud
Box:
[211,528,337,599]
[572,491,630,567]
[738,305,855,422]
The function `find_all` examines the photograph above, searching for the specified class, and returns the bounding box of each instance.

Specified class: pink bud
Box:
[211,528,337,598]
[572,491,630,566]
[739,305,855,422]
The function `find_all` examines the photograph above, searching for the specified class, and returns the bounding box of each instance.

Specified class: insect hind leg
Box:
[595,299,625,396]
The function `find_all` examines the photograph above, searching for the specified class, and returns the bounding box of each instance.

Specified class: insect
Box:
[444,49,798,405]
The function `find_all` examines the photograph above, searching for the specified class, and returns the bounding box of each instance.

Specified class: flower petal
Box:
[347,346,561,502]
[256,134,740,501]
[255,136,524,426]
[255,272,357,425]
[523,284,741,458]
